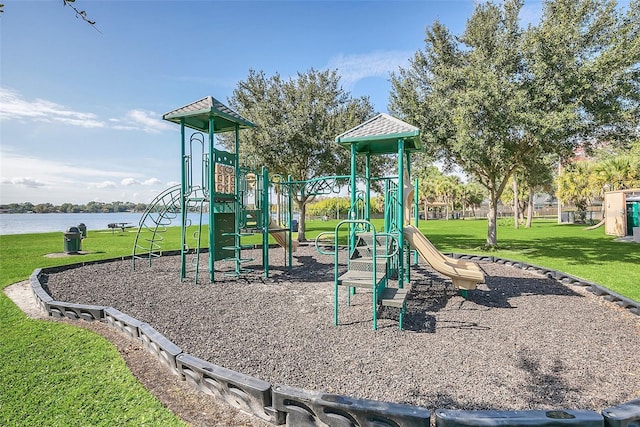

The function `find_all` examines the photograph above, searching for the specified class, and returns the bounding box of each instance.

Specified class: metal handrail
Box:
[314,231,338,255]
[331,219,400,330]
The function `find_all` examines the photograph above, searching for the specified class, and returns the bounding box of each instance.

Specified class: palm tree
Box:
[434,175,462,220]
[416,166,443,220]
[556,161,597,222]
[461,182,486,218]
[595,156,640,192]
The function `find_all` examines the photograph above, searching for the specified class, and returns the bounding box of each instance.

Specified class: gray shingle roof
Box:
[335,113,421,154]
[163,96,254,133]
[336,113,419,140]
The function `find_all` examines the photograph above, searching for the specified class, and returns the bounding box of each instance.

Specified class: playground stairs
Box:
[338,232,409,329]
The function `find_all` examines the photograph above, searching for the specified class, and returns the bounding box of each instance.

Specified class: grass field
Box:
[0,219,638,425]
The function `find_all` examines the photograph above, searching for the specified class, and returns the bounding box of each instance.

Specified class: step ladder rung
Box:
[379,287,410,308]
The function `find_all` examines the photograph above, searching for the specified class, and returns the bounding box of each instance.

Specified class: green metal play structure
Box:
[321,113,486,330]
[313,113,424,330]
[132,96,298,282]
[132,97,485,330]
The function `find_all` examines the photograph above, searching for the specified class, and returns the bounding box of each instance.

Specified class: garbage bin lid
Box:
[66,226,80,233]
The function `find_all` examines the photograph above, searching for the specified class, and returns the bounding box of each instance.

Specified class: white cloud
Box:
[121,178,140,186]
[0,87,105,128]
[327,50,413,88]
[5,177,47,188]
[166,181,180,187]
[142,178,162,186]
[0,147,175,204]
[89,181,117,189]
[0,88,174,134]
[0,147,135,180]
[111,109,174,134]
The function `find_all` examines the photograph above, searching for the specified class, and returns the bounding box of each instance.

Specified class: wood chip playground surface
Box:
[41,244,640,416]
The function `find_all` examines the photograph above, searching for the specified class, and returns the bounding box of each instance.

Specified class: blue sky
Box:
[1,0,544,205]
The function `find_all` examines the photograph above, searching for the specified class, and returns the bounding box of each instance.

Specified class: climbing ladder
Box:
[132,184,182,268]
[132,184,208,282]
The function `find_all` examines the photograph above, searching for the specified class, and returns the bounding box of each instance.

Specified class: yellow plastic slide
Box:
[404,225,484,290]
[268,218,298,252]
[402,177,481,272]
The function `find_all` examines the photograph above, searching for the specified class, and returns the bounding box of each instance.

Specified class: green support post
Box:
[414,177,419,265]
[350,143,357,251]
[397,138,405,289]
[180,118,187,281]
[365,152,371,222]
[262,167,270,278]
[384,179,390,233]
[208,116,216,282]
[234,124,241,276]
[287,175,293,270]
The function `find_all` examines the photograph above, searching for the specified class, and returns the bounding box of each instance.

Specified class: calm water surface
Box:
[0,212,208,235]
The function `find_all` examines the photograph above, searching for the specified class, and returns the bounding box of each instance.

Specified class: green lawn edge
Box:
[1,220,638,425]
[0,229,188,426]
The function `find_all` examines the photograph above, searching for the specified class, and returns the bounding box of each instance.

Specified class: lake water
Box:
[0,212,209,235]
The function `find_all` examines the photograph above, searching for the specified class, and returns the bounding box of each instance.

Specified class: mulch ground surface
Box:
[41,244,640,425]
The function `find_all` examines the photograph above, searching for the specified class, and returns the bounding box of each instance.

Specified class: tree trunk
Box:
[445,198,450,220]
[513,176,519,229]
[296,199,307,242]
[525,190,534,228]
[423,199,429,221]
[486,193,498,247]
[557,161,563,224]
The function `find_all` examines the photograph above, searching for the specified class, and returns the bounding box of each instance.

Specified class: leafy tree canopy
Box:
[225,68,390,240]
[390,0,639,247]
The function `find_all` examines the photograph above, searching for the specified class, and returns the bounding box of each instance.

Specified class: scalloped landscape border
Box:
[29,254,640,426]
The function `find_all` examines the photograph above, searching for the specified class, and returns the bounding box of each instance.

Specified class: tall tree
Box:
[520,155,555,228]
[434,174,462,220]
[556,161,597,222]
[461,182,487,218]
[415,165,443,219]
[390,0,529,246]
[226,68,385,241]
[524,0,639,150]
[391,0,639,247]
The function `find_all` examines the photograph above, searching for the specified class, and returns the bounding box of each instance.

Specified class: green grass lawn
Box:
[0,229,188,426]
[305,217,639,301]
[1,219,638,425]
[415,218,640,302]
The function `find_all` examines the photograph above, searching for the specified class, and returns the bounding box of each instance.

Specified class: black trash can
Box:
[291,219,298,232]
[77,223,87,238]
[64,226,82,254]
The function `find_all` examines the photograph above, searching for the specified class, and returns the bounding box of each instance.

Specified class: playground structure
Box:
[132,97,484,329]
[132,96,299,282]
[315,113,485,330]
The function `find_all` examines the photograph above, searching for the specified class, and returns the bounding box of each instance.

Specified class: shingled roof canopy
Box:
[163,96,255,133]
[335,113,421,155]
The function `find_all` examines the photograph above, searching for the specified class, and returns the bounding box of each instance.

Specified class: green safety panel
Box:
[214,213,235,261]
[242,209,263,229]
[627,202,639,235]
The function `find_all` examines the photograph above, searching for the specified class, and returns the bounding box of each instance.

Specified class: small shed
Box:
[604,188,640,237]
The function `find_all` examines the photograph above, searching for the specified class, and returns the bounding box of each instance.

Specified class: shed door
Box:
[627,202,640,235]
